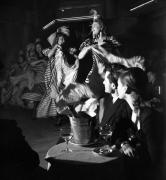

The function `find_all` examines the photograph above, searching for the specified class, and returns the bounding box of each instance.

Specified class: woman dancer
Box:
[77,10,121,98]
[21,39,47,109]
[78,10,145,98]
[36,26,79,119]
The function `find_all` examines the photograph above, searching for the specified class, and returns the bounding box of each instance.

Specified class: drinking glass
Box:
[99,127,112,143]
[60,127,73,152]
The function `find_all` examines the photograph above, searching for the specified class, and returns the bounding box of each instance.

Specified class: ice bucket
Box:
[69,114,95,145]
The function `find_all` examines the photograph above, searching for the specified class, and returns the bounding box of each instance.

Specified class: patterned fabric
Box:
[22,83,46,102]
[78,36,145,98]
[106,54,145,70]
[92,45,145,70]
[21,59,47,103]
[82,37,119,98]
[30,60,47,84]
[21,92,42,102]
[36,47,78,118]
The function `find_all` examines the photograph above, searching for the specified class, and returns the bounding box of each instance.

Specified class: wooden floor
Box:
[0,105,61,169]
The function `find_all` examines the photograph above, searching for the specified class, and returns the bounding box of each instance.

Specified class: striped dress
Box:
[78,35,145,98]
[77,36,120,98]
[21,59,47,102]
[36,47,78,118]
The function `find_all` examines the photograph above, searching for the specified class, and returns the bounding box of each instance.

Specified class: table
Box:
[45,141,126,180]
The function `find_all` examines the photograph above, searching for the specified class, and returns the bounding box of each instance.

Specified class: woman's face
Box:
[36,43,42,53]
[58,36,65,46]
[29,49,36,57]
[91,22,101,36]
[117,78,127,99]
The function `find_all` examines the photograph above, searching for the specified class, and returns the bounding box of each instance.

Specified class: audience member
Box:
[97,64,132,148]
[117,67,164,180]
[1,119,53,180]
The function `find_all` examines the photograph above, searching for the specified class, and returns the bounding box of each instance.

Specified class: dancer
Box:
[78,10,145,98]
[37,26,79,118]
[21,39,47,110]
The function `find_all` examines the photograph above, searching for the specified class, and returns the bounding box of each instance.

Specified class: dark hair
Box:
[53,33,64,45]
[119,67,148,99]
[35,41,43,48]
[105,63,127,88]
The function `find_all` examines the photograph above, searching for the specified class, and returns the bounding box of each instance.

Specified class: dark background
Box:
[0,0,166,67]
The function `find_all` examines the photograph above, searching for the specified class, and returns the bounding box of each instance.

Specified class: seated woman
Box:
[117,67,164,179]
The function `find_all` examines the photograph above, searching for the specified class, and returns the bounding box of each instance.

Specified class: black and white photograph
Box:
[0,0,166,179]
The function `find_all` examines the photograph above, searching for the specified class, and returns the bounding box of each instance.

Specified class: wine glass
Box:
[99,127,113,143]
[60,126,73,152]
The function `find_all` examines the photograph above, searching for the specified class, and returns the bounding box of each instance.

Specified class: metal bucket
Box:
[69,116,94,145]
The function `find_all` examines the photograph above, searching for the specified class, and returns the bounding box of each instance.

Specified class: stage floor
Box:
[0,105,61,169]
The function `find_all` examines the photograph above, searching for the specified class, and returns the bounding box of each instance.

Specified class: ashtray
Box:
[93,145,117,157]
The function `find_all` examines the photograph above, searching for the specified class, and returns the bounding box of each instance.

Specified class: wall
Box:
[0,6,37,66]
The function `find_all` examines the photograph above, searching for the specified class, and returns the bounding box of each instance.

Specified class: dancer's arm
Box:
[47,44,60,59]
[78,46,92,60]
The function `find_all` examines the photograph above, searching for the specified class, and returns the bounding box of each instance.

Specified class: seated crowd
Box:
[0,38,48,109]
